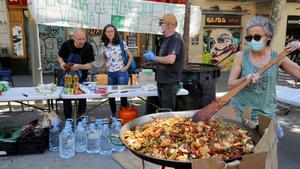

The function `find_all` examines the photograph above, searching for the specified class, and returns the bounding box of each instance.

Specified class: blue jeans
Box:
[108,71,129,115]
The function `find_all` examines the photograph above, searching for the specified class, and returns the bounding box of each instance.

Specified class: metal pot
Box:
[119,111,260,169]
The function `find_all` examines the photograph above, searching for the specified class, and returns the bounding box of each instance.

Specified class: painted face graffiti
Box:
[203,28,240,70]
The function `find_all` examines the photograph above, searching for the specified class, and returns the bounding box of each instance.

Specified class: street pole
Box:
[28,14,43,85]
[183,0,191,66]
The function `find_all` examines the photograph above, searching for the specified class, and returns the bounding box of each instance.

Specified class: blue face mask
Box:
[247,39,265,52]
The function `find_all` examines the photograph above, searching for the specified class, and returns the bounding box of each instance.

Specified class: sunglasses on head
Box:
[245,34,265,42]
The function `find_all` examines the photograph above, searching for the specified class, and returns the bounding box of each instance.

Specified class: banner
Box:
[28,0,201,35]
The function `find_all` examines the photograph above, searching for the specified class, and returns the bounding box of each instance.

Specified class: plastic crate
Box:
[0,142,18,156]
[17,128,49,155]
[0,127,49,156]
[0,127,19,156]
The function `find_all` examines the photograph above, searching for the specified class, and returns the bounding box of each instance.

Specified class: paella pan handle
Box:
[155,108,172,113]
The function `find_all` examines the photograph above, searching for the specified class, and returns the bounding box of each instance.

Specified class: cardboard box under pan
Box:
[192,106,277,169]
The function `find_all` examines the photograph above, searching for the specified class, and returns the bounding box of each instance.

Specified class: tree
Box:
[183,0,191,65]
[269,0,286,40]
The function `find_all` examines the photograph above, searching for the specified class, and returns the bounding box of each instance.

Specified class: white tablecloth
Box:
[0,87,63,102]
[107,86,189,98]
[276,85,300,107]
[0,85,189,101]
[60,92,105,99]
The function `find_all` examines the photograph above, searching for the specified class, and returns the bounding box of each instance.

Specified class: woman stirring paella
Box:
[228,15,300,137]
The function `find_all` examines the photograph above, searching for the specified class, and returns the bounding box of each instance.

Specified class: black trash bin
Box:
[144,63,220,113]
[176,63,220,111]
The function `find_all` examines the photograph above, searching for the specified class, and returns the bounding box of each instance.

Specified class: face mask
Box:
[159,24,166,34]
[247,39,265,52]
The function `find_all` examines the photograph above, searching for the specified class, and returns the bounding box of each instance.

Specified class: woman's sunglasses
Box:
[245,34,265,42]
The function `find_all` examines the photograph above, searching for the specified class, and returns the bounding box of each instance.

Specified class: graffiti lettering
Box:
[39,25,66,73]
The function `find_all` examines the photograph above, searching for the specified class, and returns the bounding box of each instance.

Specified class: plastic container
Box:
[18,128,49,155]
[145,63,220,113]
[110,120,125,152]
[99,124,112,157]
[176,64,220,110]
[86,123,100,154]
[138,72,156,86]
[75,122,87,153]
[0,126,49,156]
[117,106,138,125]
[49,120,60,152]
[59,121,75,158]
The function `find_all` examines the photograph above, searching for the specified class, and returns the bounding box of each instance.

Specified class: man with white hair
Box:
[58,28,95,119]
[143,13,185,111]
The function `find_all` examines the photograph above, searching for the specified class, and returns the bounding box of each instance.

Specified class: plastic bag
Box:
[38,109,61,128]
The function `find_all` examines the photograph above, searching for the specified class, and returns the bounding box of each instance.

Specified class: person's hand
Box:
[143,50,156,61]
[71,64,81,70]
[99,64,108,73]
[246,73,260,83]
[285,41,300,53]
[120,66,128,72]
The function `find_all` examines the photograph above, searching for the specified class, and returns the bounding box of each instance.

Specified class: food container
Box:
[96,74,108,85]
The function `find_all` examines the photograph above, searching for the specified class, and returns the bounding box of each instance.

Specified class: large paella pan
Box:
[119,111,259,169]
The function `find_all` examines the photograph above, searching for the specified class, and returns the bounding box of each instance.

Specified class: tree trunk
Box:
[183,0,191,66]
[269,0,286,38]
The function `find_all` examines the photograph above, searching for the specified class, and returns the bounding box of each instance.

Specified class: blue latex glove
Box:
[143,50,156,61]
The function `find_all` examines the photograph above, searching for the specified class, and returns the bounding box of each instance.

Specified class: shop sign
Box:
[205,14,241,26]
[87,29,102,36]
[287,15,300,29]
[8,0,27,6]
[8,0,19,5]
[28,0,201,35]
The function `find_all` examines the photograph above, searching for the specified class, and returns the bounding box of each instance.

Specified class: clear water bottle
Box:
[49,120,60,152]
[59,121,75,158]
[81,116,89,131]
[86,123,100,154]
[111,120,125,152]
[99,124,113,157]
[75,122,87,153]
[95,119,104,131]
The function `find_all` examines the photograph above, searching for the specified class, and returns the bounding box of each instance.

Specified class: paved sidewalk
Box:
[0,72,299,169]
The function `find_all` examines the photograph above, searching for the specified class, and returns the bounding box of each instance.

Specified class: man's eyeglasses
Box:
[245,34,265,42]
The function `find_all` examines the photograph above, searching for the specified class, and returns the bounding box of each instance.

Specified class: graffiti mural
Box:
[286,16,300,66]
[12,25,24,57]
[203,28,240,71]
[87,35,105,70]
[39,25,66,73]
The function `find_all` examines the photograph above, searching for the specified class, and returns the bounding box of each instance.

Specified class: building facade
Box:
[0,0,299,75]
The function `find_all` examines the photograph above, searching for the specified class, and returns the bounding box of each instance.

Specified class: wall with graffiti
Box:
[286,15,300,66]
[86,30,105,71]
[39,25,66,73]
[203,28,241,71]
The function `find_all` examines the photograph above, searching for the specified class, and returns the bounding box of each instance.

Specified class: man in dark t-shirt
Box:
[143,13,185,110]
[58,28,95,119]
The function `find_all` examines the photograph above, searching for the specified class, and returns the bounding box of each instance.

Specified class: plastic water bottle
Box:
[95,119,104,130]
[99,124,113,157]
[111,120,125,152]
[86,123,100,154]
[49,120,60,152]
[81,116,89,131]
[75,122,87,153]
[59,121,75,158]
[95,119,104,138]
